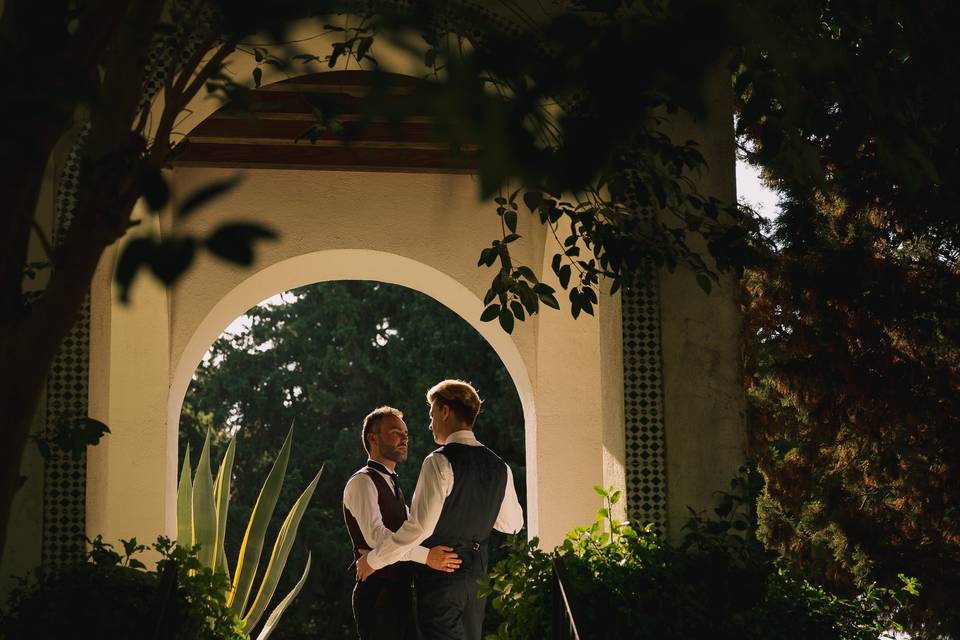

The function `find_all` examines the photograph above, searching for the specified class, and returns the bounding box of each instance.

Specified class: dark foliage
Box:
[734,1,960,636]
[0,536,244,640]
[480,478,911,640]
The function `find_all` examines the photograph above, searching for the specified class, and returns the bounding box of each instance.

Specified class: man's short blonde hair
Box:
[426,379,482,426]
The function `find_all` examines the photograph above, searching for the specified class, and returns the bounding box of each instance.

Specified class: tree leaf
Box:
[140,167,170,212]
[504,210,518,233]
[696,272,712,294]
[481,304,501,322]
[539,292,560,309]
[115,237,155,304]
[179,175,244,219]
[205,223,278,266]
[523,191,543,212]
[356,37,374,61]
[148,237,196,285]
[514,266,537,282]
[498,306,515,333]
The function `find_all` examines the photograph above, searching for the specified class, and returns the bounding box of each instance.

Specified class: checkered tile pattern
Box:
[43,128,91,569]
[41,299,91,569]
[619,165,669,536]
[621,274,668,536]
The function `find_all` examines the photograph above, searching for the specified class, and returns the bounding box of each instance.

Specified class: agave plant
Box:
[177,427,321,640]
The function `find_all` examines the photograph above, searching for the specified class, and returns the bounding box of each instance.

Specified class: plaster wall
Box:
[79,21,634,543]
[81,40,741,554]
[160,169,622,542]
[533,250,606,548]
[599,287,627,522]
[657,64,746,539]
[87,210,171,548]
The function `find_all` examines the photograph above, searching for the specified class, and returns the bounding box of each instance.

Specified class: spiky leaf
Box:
[176,443,193,547]
[242,468,322,631]
[193,430,218,568]
[213,437,237,577]
[255,553,312,640]
[229,426,294,616]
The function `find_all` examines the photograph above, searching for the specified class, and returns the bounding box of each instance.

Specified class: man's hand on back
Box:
[426,545,461,573]
[357,549,375,582]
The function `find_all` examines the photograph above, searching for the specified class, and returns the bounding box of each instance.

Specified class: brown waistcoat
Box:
[343,468,411,582]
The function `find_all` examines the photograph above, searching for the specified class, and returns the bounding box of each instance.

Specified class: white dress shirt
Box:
[342,465,430,565]
[366,430,524,571]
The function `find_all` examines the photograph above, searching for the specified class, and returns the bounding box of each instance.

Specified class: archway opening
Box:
[176,277,528,637]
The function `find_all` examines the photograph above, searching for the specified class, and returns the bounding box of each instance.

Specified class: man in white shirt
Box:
[343,406,462,640]
[357,381,524,640]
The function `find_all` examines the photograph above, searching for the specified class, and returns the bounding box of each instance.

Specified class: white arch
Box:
[166,248,539,535]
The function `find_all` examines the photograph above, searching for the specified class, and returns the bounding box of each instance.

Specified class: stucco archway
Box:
[166,249,540,534]
[84,38,632,555]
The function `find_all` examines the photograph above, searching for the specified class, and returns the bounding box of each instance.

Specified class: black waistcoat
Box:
[421,442,508,577]
[343,468,411,582]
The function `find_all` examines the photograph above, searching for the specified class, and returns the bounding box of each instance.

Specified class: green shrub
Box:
[0,535,245,640]
[480,479,914,640]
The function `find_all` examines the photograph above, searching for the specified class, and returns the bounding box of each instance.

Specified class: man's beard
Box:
[382,444,408,463]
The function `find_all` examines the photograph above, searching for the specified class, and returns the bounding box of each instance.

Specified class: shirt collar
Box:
[366,459,397,478]
[445,429,481,446]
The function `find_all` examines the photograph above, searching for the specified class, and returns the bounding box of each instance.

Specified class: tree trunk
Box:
[0,338,51,564]
[0,148,132,564]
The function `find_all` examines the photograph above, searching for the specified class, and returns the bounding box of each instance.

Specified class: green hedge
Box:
[0,536,245,640]
[480,479,915,640]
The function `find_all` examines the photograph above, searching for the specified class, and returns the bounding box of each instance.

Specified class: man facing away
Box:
[357,381,524,640]
[343,406,463,640]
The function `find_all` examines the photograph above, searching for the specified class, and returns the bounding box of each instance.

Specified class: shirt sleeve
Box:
[343,473,430,565]
[494,464,524,534]
[366,452,452,570]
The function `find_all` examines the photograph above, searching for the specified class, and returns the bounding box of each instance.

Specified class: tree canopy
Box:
[734,1,960,636]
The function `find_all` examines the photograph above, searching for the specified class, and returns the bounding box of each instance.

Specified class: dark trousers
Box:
[414,565,486,640]
[352,575,418,640]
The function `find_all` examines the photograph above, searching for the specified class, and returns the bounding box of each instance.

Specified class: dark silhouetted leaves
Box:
[178,175,244,219]
[480,304,501,322]
[204,223,277,266]
[140,167,170,213]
